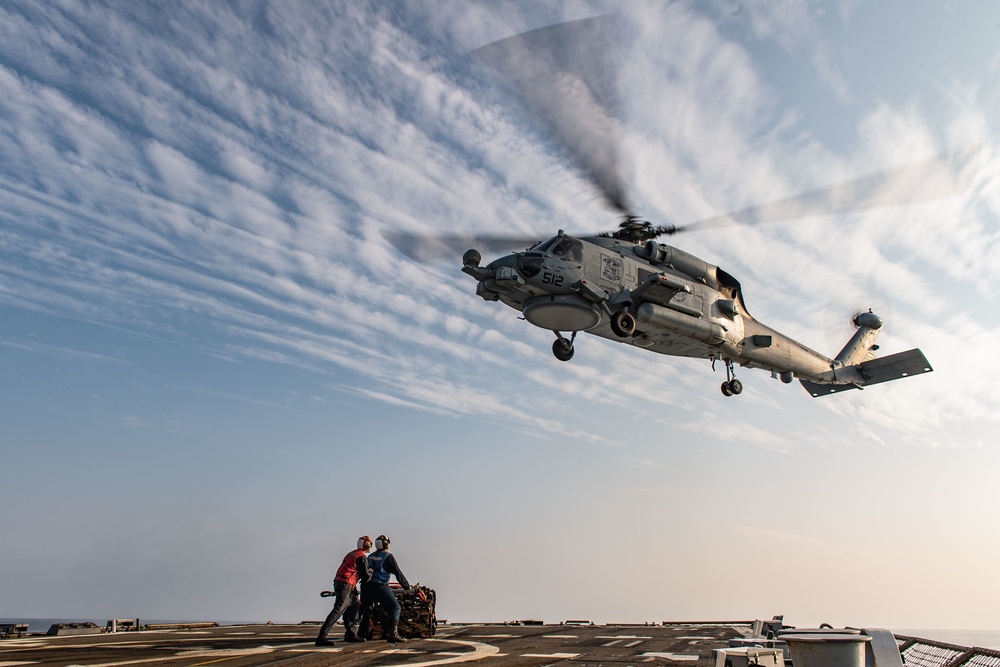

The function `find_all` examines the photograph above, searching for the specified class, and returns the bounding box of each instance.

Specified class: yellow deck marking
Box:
[189,657,243,666]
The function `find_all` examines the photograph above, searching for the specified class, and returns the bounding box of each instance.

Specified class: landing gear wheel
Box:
[610,310,636,338]
[552,338,574,362]
[719,359,742,397]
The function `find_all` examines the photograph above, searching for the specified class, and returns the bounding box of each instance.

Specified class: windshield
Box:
[550,236,583,262]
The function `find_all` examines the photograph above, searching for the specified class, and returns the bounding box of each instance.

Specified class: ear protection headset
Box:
[374,535,390,550]
[358,535,373,551]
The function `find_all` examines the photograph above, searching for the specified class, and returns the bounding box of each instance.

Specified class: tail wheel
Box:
[610,309,636,338]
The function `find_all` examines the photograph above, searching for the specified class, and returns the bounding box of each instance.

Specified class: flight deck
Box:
[0,621,748,667]
[4,620,1000,667]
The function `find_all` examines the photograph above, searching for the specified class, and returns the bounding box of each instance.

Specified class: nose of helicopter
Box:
[515,252,544,278]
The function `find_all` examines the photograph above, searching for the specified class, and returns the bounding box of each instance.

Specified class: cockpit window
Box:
[550,236,583,262]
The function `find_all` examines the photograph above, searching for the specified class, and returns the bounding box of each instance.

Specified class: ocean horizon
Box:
[2,618,998,650]
[0,617,270,634]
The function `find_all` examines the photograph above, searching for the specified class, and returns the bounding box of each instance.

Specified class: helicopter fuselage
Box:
[462,232,887,393]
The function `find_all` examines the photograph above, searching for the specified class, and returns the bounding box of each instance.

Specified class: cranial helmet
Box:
[358,535,373,551]
[374,535,390,550]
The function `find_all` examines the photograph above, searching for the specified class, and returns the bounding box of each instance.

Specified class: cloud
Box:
[2,0,999,459]
[0,339,130,364]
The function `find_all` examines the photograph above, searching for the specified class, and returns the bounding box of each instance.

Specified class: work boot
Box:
[344,632,366,643]
[386,624,406,644]
[315,637,336,647]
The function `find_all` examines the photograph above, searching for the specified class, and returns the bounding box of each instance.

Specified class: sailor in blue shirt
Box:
[360,534,410,643]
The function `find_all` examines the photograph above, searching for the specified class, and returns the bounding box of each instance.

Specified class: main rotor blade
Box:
[385,232,545,262]
[670,144,982,234]
[471,16,630,214]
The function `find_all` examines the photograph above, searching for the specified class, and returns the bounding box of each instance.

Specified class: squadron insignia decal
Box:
[602,256,622,281]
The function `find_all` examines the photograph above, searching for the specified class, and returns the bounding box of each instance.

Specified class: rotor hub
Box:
[601,217,677,243]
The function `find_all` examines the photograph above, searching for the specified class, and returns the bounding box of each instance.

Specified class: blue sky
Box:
[2,1,999,629]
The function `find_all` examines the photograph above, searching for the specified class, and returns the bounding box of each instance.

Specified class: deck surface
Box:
[0,621,751,667]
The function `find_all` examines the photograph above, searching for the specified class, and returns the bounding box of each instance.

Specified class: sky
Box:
[1,0,999,631]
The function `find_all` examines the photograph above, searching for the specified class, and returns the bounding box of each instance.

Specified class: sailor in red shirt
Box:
[315,536,373,647]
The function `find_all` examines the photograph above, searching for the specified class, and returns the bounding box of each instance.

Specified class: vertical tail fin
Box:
[835,311,883,366]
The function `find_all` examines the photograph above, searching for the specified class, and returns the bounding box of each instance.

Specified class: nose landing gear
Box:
[552,331,577,362]
[720,359,743,397]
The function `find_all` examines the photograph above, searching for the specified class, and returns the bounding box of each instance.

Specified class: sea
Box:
[2,618,998,651]
[0,618,260,634]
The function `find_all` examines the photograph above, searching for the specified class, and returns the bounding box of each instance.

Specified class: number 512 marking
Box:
[542,271,563,286]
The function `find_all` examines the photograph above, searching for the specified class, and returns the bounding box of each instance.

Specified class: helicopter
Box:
[389,16,977,398]
[456,219,928,398]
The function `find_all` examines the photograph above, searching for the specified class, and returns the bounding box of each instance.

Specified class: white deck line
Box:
[385,638,500,667]
[639,652,700,661]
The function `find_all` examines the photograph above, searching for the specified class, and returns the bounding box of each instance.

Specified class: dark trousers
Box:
[317,581,360,640]
[360,581,401,634]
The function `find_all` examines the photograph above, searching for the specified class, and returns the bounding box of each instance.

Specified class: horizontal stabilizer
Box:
[800,379,857,397]
[857,348,933,384]
[800,348,933,398]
